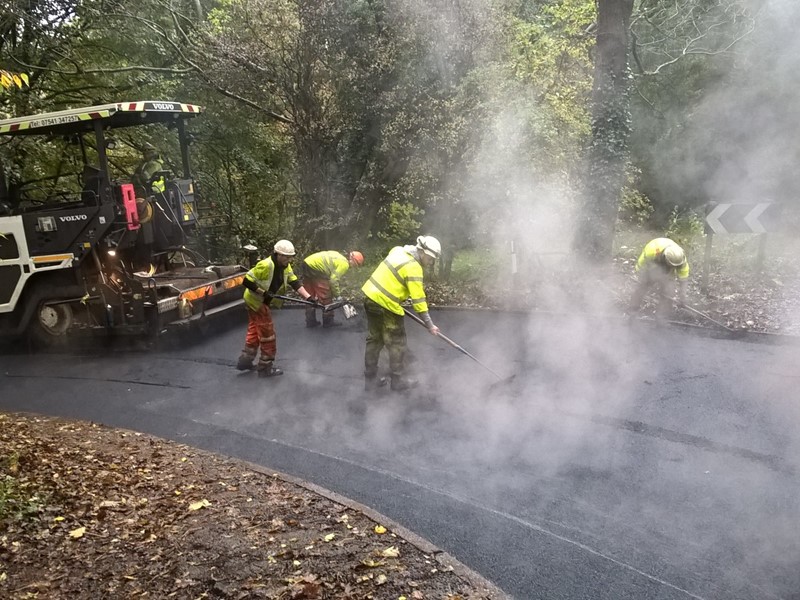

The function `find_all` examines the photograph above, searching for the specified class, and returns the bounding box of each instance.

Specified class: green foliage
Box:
[618,167,654,225]
[629,0,759,216]
[507,0,594,175]
[448,247,498,283]
[1,0,765,270]
[618,186,653,225]
[663,206,705,252]
[0,451,46,524]
[375,201,424,246]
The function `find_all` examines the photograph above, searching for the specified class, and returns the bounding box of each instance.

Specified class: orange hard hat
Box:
[349,251,364,266]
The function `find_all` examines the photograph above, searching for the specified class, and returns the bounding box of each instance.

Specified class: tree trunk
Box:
[575,0,634,259]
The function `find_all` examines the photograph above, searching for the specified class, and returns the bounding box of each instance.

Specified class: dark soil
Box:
[0,412,504,600]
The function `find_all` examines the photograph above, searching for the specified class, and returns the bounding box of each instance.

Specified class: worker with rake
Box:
[361,236,441,392]
[630,237,690,319]
[301,250,364,328]
[236,239,316,377]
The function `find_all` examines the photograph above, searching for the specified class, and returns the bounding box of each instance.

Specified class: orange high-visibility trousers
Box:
[244,304,277,360]
[303,277,333,326]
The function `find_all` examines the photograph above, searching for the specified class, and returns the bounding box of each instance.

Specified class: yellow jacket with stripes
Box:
[243,256,298,311]
[635,238,690,280]
[361,246,429,315]
[303,251,350,296]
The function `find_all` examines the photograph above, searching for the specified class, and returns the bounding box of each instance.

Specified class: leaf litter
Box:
[0,412,503,599]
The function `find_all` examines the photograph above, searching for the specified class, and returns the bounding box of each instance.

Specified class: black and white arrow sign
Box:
[705,203,783,234]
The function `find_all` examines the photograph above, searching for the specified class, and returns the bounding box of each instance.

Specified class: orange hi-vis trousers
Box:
[244,304,277,361]
[303,277,333,326]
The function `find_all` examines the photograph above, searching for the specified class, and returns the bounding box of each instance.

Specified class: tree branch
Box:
[9,55,193,76]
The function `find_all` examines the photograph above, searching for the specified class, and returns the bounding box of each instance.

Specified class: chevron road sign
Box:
[705,203,784,234]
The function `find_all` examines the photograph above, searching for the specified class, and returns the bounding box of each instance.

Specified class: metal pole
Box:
[270,294,318,308]
[176,118,191,179]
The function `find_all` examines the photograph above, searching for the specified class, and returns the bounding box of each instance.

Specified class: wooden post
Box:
[755,233,767,276]
[702,225,713,294]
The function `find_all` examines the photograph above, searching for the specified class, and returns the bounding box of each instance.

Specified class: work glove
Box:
[428,324,440,336]
[307,295,319,305]
[332,296,344,305]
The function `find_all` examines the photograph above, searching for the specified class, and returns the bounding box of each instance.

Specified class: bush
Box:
[664,206,706,253]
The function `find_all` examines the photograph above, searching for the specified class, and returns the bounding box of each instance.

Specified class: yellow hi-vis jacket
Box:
[361,246,429,315]
[303,250,350,296]
[243,256,299,311]
[134,157,166,193]
[635,238,690,280]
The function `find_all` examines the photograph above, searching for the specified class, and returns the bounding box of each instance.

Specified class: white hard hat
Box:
[273,239,296,256]
[663,245,686,267]
[416,235,441,259]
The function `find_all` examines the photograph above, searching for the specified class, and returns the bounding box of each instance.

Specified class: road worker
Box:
[361,235,441,392]
[630,237,690,318]
[132,143,165,196]
[302,250,364,328]
[237,239,315,377]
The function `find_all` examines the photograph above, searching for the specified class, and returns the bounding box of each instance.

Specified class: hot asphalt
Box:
[1,308,799,599]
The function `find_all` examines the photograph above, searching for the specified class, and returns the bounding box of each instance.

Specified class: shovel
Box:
[402,307,514,384]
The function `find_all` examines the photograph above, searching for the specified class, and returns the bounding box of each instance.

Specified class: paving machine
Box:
[0,101,246,345]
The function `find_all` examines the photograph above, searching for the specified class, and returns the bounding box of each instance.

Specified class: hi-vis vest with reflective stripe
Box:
[361,246,428,316]
[135,158,165,193]
[303,251,349,295]
[635,238,690,280]
[243,256,298,311]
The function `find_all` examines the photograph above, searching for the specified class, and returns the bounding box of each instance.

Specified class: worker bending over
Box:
[302,250,364,328]
[237,239,315,377]
[630,237,690,318]
[361,235,441,392]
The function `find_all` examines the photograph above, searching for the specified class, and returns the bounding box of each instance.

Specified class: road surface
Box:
[1,308,798,599]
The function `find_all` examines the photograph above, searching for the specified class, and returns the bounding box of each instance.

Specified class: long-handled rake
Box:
[402,307,514,384]
[676,301,742,334]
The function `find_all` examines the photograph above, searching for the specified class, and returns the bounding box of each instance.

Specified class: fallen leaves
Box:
[0,412,500,599]
[188,499,210,511]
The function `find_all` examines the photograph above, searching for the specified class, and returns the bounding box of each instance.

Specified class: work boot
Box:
[390,376,418,392]
[236,348,257,371]
[306,319,320,328]
[257,363,284,378]
[364,376,387,392]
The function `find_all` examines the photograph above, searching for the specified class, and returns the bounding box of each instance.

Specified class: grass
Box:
[446,247,500,282]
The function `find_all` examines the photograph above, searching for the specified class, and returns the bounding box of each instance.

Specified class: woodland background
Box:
[2,0,797,283]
